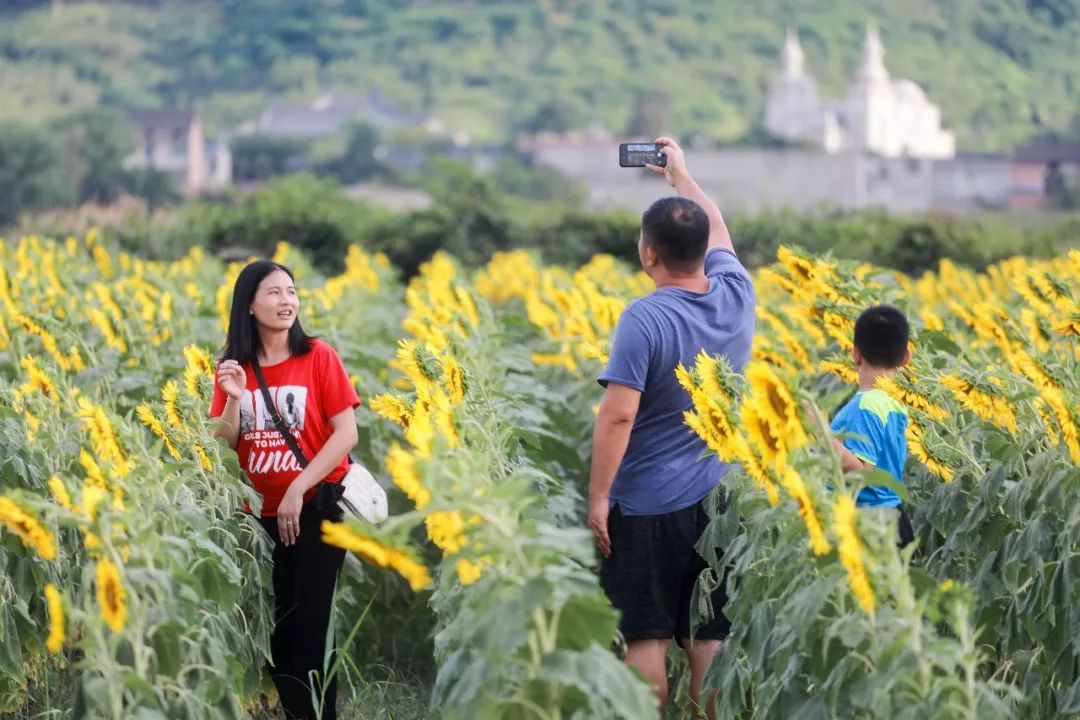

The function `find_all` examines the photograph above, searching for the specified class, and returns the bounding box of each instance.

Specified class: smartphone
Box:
[619,143,667,168]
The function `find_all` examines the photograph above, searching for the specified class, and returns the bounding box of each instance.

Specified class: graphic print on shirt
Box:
[239,395,256,435]
[242,385,309,476]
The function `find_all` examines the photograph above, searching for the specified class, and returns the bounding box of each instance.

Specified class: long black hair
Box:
[221,260,314,366]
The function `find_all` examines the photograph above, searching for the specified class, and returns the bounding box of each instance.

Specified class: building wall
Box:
[529,145,1010,215]
[858,154,935,212]
[530,146,861,214]
[932,157,1012,212]
[185,116,206,196]
[1010,160,1080,211]
[764,77,823,144]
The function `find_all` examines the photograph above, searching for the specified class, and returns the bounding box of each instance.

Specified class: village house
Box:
[123,109,232,196]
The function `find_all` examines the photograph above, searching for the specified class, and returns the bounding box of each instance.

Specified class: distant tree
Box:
[490,156,585,206]
[521,98,585,134]
[626,90,670,137]
[231,135,306,182]
[331,121,383,184]
[216,0,349,87]
[54,108,135,205]
[0,124,71,227]
[1025,0,1078,26]
[123,167,180,214]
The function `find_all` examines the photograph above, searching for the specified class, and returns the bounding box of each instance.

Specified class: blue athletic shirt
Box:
[830,388,908,507]
[597,248,756,516]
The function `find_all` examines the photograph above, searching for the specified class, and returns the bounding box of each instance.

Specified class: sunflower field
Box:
[0,230,1078,719]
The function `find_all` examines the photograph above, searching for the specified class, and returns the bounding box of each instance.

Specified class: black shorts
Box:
[600,496,730,643]
[898,506,915,549]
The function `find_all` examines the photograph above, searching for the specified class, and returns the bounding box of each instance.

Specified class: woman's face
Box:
[250,270,299,332]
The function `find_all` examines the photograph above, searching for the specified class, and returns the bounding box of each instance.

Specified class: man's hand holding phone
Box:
[636,136,735,253]
[644,136,688,187]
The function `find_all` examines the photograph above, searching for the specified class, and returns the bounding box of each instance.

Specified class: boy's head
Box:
[852,304,910,369]
[638,197,709,275]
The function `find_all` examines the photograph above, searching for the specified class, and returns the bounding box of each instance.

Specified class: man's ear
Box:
[900,347,912,367]
[642,242,659,268]
[851,346,862,367]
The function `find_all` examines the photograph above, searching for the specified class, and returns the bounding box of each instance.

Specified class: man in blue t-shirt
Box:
[830,304,915,547]
[588,137,756,717]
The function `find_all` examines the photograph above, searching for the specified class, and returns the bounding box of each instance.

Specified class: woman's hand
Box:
[277,483,305,546]
[217,360,247,400]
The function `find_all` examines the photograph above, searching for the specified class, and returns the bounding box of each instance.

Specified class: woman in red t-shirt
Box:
[210,259,360,720]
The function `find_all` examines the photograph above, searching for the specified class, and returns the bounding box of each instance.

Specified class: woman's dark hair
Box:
[221,260,314,366]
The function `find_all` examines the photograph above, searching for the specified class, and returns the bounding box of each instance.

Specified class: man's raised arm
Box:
[646,136,734,255]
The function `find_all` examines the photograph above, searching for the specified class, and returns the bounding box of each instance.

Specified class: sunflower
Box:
[741,397,786,468]
[918,308,945,331]
[387,443,430,509]
[370,393,414,428]
[194,444,213,472]
[75,399,131,476]
[525,292,560,334]
[745,362,807,450]
[1034,397,1060,446]
[424,387,459,449]
[455,558,484,586]
[531,351,578,373]
[320,521,431,591]
[440,354,466,405]
[684,406,736,461]
[675,363,695,394]
[940,374,1018,435]
[45,584,64,653]
[821,311,856,351]
[453,287,480,328]
[1053,315,1080,338]
[136,403,182,461]
[403,316,449,351]
[401,399,433,457]
[1007,347,1061,393]
[906,422,955,482]
[694,350,738,403]
[833,494,876,614]
[48,476,73,512]
[182,345,215,380]
[1039,388,1080,465]
[161,380,183,428]
[0,496,57,561]
[778,467,831,556]
[394,340,437,390]
[95,558,127,632]
[79,484,108,522]
[730,436,780,505]
[425,510,468,555]
[818,358,858,385]
[874,375,948,421]
[20,355,57,399]
[1020,310,1052,353]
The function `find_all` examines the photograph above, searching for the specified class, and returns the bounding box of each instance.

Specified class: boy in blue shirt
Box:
[830,304,915,547]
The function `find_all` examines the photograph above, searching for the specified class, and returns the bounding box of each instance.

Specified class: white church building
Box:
[764,25,956,159]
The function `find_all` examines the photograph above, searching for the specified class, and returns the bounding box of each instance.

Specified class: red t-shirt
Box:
[210,339,361,516]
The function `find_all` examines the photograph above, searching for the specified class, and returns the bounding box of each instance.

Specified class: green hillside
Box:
[1,0,1079,151]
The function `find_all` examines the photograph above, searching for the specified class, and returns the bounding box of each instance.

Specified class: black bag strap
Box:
[251,355,309,469]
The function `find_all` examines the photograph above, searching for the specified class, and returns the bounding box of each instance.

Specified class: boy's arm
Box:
[831,438,873,472]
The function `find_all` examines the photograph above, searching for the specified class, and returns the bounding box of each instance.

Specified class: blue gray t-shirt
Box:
[830,389,908,508]
[597,248,756,516]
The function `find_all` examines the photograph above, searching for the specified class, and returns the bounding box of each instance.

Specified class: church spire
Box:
[782,27,805,79]
[859,21,889,83]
